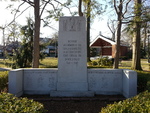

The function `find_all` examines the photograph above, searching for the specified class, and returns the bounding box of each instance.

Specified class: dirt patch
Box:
[22,95,125,113]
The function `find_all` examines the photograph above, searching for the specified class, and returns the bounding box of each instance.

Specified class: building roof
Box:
[90,35,116,47]
[40,38,51,44]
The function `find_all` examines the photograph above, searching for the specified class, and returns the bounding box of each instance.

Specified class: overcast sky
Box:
[0,1,112,45]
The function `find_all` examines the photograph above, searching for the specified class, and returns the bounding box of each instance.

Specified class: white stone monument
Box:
[8,16,137,98]
[50,16,94,97]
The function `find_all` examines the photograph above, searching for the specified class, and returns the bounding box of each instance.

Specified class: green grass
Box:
[0,57,150,71]
[0,59,13,68]
[0,57,150,93]
[39,57,58,68]
[120,59,150,71]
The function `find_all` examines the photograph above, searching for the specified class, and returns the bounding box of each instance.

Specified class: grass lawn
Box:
[39,57,58,68]
[119,59,150,71]
[0,57,150,71]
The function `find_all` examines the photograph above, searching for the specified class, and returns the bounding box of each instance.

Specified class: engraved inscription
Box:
[69,18,76,31]
[101,77,108,89]
[88,70,122,91]
[24,70,57,90]
[63,40,82,65]
[62,17,82,31]
[89,77,96,89]
[48,77,55,88]
[38,75,44,88]
[63,20,67,31]
[25,74,33,87]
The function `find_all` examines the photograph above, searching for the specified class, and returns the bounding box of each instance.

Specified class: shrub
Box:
[0,93,47,113]
[0,71,8,92]
[100,91,150,113]
[92,61,98,66]
[120,56,129,60]
[98,57,112,67]
[137,71,150,93]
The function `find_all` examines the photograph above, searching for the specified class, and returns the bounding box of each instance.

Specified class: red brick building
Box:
[90,36,128,58]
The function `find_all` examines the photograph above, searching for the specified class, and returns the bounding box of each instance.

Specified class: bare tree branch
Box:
[53,0,73,15]
[123,15,135,19]
[107,20,114,34]
[7,1,31,27]
[41,19,58,31]
[22,0,34,6]
[40,0,51,17]
[114,0,119,14]
[122,0,131,17]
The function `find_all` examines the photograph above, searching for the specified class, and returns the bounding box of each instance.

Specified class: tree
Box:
[32,0,40,68]
[0,25,6,58]
[123,0,150,70]
[131,0,142,70]
[113,0,131,69]
[107,19,117,41]
[8,18,46,68]
[86,0,91,62]
[141,5,150,58]
[16,0,71,68]
[79,0,105,61]
[79,0,83,16]
[8,18,33,68]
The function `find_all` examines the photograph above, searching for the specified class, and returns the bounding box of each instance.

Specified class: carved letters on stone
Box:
[62,17,82,31]
[88,70,122,91]
[24,70,57,90]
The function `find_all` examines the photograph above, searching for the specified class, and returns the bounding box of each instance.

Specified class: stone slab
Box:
[123,69,137,98]
[8,69,23,97]
[23,69,58,94]
[57,82,88,91]
[50,91,94,97]
[88,69,123,95]
[8,68,137,98]
[57,16,88,92]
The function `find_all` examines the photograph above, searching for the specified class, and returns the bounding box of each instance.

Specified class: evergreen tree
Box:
[10,18,34,68]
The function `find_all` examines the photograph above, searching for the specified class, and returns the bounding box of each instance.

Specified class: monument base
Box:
[57,82,88,91]
[50,91,94,97]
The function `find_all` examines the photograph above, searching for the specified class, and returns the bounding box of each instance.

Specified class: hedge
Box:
[137,71,150,93]
[0,71,8,92]
[100,91,150,113]
[0,93,47,113]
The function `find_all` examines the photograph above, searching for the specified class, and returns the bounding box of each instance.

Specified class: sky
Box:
[0,1,112,45]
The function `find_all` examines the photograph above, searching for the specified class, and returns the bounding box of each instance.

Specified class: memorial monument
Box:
[8,16,137,98]
[50,16,94,97]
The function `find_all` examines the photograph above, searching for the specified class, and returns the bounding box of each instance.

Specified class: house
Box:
[5,41,21,55]
[40,38,57,57]
[39,38,51,44]
[90,35,128,58]
[42,46,57,57]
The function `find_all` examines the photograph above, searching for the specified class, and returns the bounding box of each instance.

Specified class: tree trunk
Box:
[87,0,91,62]
[131,23,142,70]
[132,24,142,70]
[113,19,121,69]
[113,0,122,69]
[78,0,83,16]
[131,0,142,70]
[32,0,40,68]
[143,23,147,52]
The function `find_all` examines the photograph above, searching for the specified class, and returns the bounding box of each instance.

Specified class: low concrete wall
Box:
[8,69,23,97]
[23,69,57,94]
[123,69,137,98]
[88,69,122,95]
[8,68,137,98]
